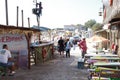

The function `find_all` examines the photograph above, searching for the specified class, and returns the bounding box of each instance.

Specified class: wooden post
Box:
[21,10,24,27]
[28,38,31,69]
[25,33,31,69]
[110,26,112,53]
[107,31,109,49]
[5,0,9,25]
[28,17,30,28]
[16,6,19,27]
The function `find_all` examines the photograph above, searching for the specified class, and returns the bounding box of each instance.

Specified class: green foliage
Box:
[92,23,102,31]
[84,19,102,31]
[76,24,83,26]
[84,19,96,28]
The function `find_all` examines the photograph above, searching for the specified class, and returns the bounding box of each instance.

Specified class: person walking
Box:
[65,38,72,58]
[72,39,76,50]
[78,38,87,58]
[58,37,65,57]
[111,42,115,54]
[113,44,119,55]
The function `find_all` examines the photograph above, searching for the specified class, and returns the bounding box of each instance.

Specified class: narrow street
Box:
[3,46,89,80]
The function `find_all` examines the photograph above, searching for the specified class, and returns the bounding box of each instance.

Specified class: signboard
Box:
[0,33,28,69]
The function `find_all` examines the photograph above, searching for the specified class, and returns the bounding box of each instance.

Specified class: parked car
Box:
[69,36,81,45]
[73,36,81,42]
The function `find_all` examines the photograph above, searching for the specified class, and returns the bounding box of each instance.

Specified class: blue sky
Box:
[0,0,103,29]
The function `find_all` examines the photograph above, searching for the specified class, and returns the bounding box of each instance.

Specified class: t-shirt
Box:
[0,49,11,63]
[111,43,115,49]
[79,40,87,51]
[58,39,64,47]
[65,41,71,49]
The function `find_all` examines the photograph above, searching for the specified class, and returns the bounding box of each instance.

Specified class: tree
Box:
[92,23,102,31]
[84,19,103,31]
[84,19,96,28]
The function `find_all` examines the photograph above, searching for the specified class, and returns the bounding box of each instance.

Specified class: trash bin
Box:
[77,58,84,69]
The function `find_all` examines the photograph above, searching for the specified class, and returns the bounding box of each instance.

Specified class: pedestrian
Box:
[58,37,65,57]
[72,39,76,50]
[78,38,87,58]
[111,42,115,53]
[113,44,119,55]
[0,44,16,76]
[65,38,72,58]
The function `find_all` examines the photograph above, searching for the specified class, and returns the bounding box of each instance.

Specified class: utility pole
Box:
[21,10,24,27]
[16,6,19,27]
[5,0,9,25]
[32,0,42,27]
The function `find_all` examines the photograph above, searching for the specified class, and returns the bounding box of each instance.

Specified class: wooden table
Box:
[85,53,118,59]
[90,56,120,62]
[94,62,120,69]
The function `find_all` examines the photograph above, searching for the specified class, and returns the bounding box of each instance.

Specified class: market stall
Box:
[0,24,54,69]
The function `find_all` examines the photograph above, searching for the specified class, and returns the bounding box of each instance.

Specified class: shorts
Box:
[0,61,14,67]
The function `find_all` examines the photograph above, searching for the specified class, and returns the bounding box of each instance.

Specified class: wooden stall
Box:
[0,24,54,69]
[30,42,54,64]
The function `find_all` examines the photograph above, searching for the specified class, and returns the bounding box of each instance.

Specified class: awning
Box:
[32,25,51,31]
[88,35,109,43]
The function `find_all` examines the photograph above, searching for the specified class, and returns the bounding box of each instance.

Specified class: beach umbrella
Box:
[88,35,109,43]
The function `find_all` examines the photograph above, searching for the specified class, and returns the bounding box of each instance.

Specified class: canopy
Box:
[32,25,51,31]
[88,35,109,43]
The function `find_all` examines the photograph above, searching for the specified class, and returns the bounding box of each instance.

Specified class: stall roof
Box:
[0,24,41,33]
[32,25,51,31]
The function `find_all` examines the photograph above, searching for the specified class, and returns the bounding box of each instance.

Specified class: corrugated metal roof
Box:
[32,26,51,31]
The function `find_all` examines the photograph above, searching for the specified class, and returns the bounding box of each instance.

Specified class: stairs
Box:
[30,49,36,66]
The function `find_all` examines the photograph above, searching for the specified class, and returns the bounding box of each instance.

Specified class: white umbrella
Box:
[88,35,109,43]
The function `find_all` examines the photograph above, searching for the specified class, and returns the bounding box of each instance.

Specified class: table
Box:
[85,53,118,59]
[90,56,120,62]
[94,62,120,69]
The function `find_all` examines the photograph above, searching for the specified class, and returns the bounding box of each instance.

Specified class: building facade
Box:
[102,0,120,56]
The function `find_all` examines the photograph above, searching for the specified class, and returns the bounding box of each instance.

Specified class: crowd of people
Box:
[57,37,87,58]
[57,36,120,59]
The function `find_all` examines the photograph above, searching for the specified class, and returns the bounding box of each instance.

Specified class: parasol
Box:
[88,35,109,43]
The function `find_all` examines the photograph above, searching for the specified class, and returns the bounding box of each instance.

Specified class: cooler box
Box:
[77,58,84,69]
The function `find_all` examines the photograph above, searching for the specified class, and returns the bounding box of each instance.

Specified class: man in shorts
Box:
[0,44,15,76]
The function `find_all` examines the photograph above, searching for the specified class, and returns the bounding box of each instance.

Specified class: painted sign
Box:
[0,33,28,69]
